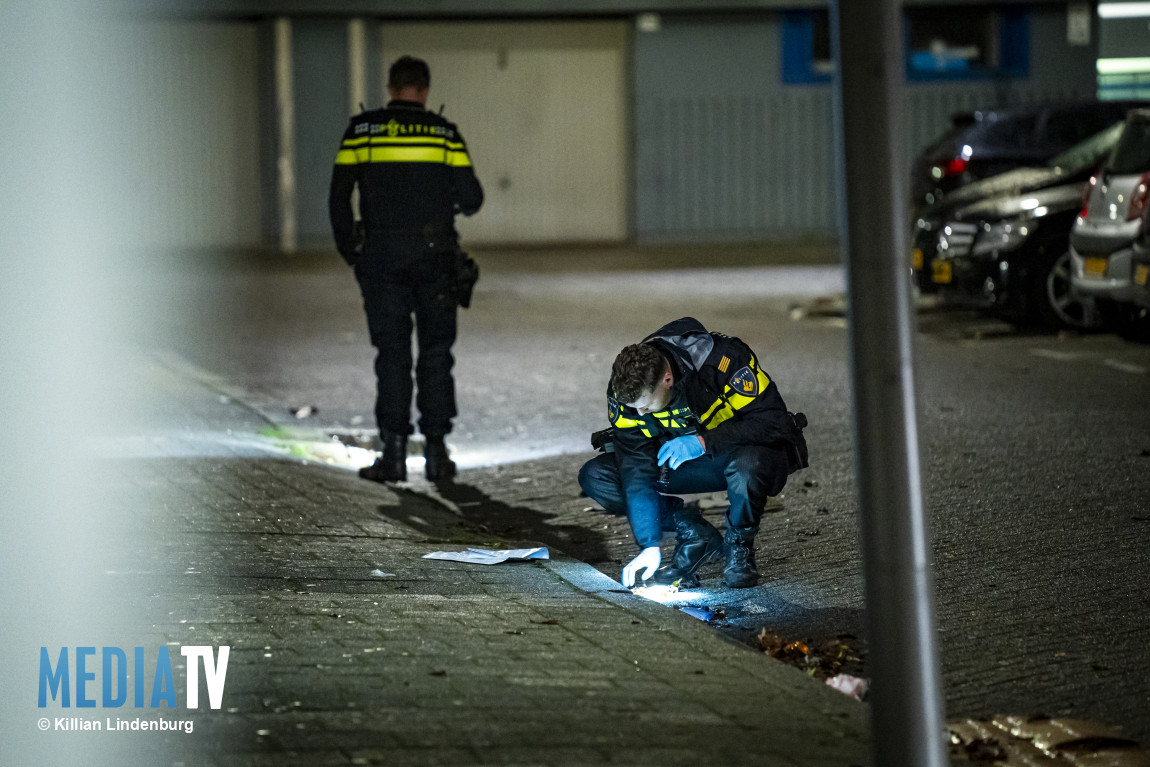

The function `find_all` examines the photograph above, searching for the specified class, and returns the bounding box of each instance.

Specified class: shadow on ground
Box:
[373,480,615,566]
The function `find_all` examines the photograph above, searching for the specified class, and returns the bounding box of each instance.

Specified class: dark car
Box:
[910,100,1144,212]
[912,122,1127,330]
[932,184,1099,329]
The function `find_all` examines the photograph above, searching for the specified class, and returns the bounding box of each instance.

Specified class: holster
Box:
[785,411,809,474]
[417,223,477,309]
[455,250,479,309]
[591,427,616,453]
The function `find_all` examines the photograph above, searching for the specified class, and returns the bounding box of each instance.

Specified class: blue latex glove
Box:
[657,435,705,470]
[622,546,661,588]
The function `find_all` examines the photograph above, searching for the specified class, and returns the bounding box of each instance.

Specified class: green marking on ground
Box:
[259,426,293,441]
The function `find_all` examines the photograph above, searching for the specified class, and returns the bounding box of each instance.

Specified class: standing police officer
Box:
[329,55,483,483]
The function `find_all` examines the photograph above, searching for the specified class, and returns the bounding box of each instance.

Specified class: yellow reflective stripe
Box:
[725,368,771,410]
[369,146,448,163]
[641,429,652,438]
[613,415,643,429]
[705,404,736,430]
[701,365,771,429]
[341,134,468,165]
[749,356,771,389]
[339,128,473,166]
[446,149,472,167]
[727,390,755,410]
[754,366,771,394]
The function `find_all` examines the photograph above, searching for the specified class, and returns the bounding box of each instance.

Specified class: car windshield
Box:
[1108,117,1150,175]
[1047,122,1124,173]
[976,113,1040,151]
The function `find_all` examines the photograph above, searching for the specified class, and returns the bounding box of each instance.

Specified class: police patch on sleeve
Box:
[729,366,760,397]
[608,397,621,424]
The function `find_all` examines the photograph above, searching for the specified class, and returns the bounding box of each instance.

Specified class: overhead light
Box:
[637,13,661,33]
[1097,57,1150,74]
[1098,2,1150,18]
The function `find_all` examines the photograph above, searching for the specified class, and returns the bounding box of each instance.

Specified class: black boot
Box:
[424,436,455,483]
[359,431,407,483]
[722,524,759,589]
[652,508,723,588]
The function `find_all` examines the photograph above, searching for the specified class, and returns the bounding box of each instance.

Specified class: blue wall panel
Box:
[634,14,838,242]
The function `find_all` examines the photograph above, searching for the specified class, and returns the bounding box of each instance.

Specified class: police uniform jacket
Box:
[329,100,483,262]
[607,317,804,548]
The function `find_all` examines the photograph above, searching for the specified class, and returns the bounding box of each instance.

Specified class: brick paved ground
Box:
[81,358,867,765]
[111,452,868,767]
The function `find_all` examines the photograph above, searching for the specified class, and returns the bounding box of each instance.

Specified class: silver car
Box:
[1069,108,1150,314]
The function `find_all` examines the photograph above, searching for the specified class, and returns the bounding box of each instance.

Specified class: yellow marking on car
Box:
[932,260,952,284]
[1083,257,1108,279]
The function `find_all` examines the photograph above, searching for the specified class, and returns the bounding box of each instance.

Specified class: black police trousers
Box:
[355,245,457,438]
[578,443,790,532]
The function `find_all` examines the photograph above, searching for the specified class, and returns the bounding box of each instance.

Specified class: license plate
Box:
[912,248,923,270]
[1083,257,1108,278]
[1136,264,1149,286]
[932,260,952,284]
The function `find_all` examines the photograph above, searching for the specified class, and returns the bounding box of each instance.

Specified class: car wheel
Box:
[1028,247,1104,331]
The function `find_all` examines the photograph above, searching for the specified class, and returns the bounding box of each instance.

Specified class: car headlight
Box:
[972,221,1031,257]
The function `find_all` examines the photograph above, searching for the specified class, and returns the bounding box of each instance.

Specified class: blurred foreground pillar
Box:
[832,1,948,765]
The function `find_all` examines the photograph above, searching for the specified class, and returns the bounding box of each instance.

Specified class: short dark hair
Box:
[388,56,430,90]
[610,344,666,404]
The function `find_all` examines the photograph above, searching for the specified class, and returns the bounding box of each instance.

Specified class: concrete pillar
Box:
[274,16,297,253]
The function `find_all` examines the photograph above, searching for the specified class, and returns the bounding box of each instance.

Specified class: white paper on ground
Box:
[422,547,549,565]
[826,673,868,700]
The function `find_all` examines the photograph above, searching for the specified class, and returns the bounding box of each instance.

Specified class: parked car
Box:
[931,183,1101,329]
[1116,207,1150,340]
[912,121,1124,330]
[910,100,1144,213]
[1069,108,1150,325]
[1130,229,1150,315]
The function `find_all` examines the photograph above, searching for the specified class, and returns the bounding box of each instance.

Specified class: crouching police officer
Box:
[578,318,807,589]
[329,55,483,483]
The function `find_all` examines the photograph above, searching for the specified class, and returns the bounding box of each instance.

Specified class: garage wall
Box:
[634,14,835,242]
[126,20,262,250]
[381,21,629,245]
[634,7,1099,243]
